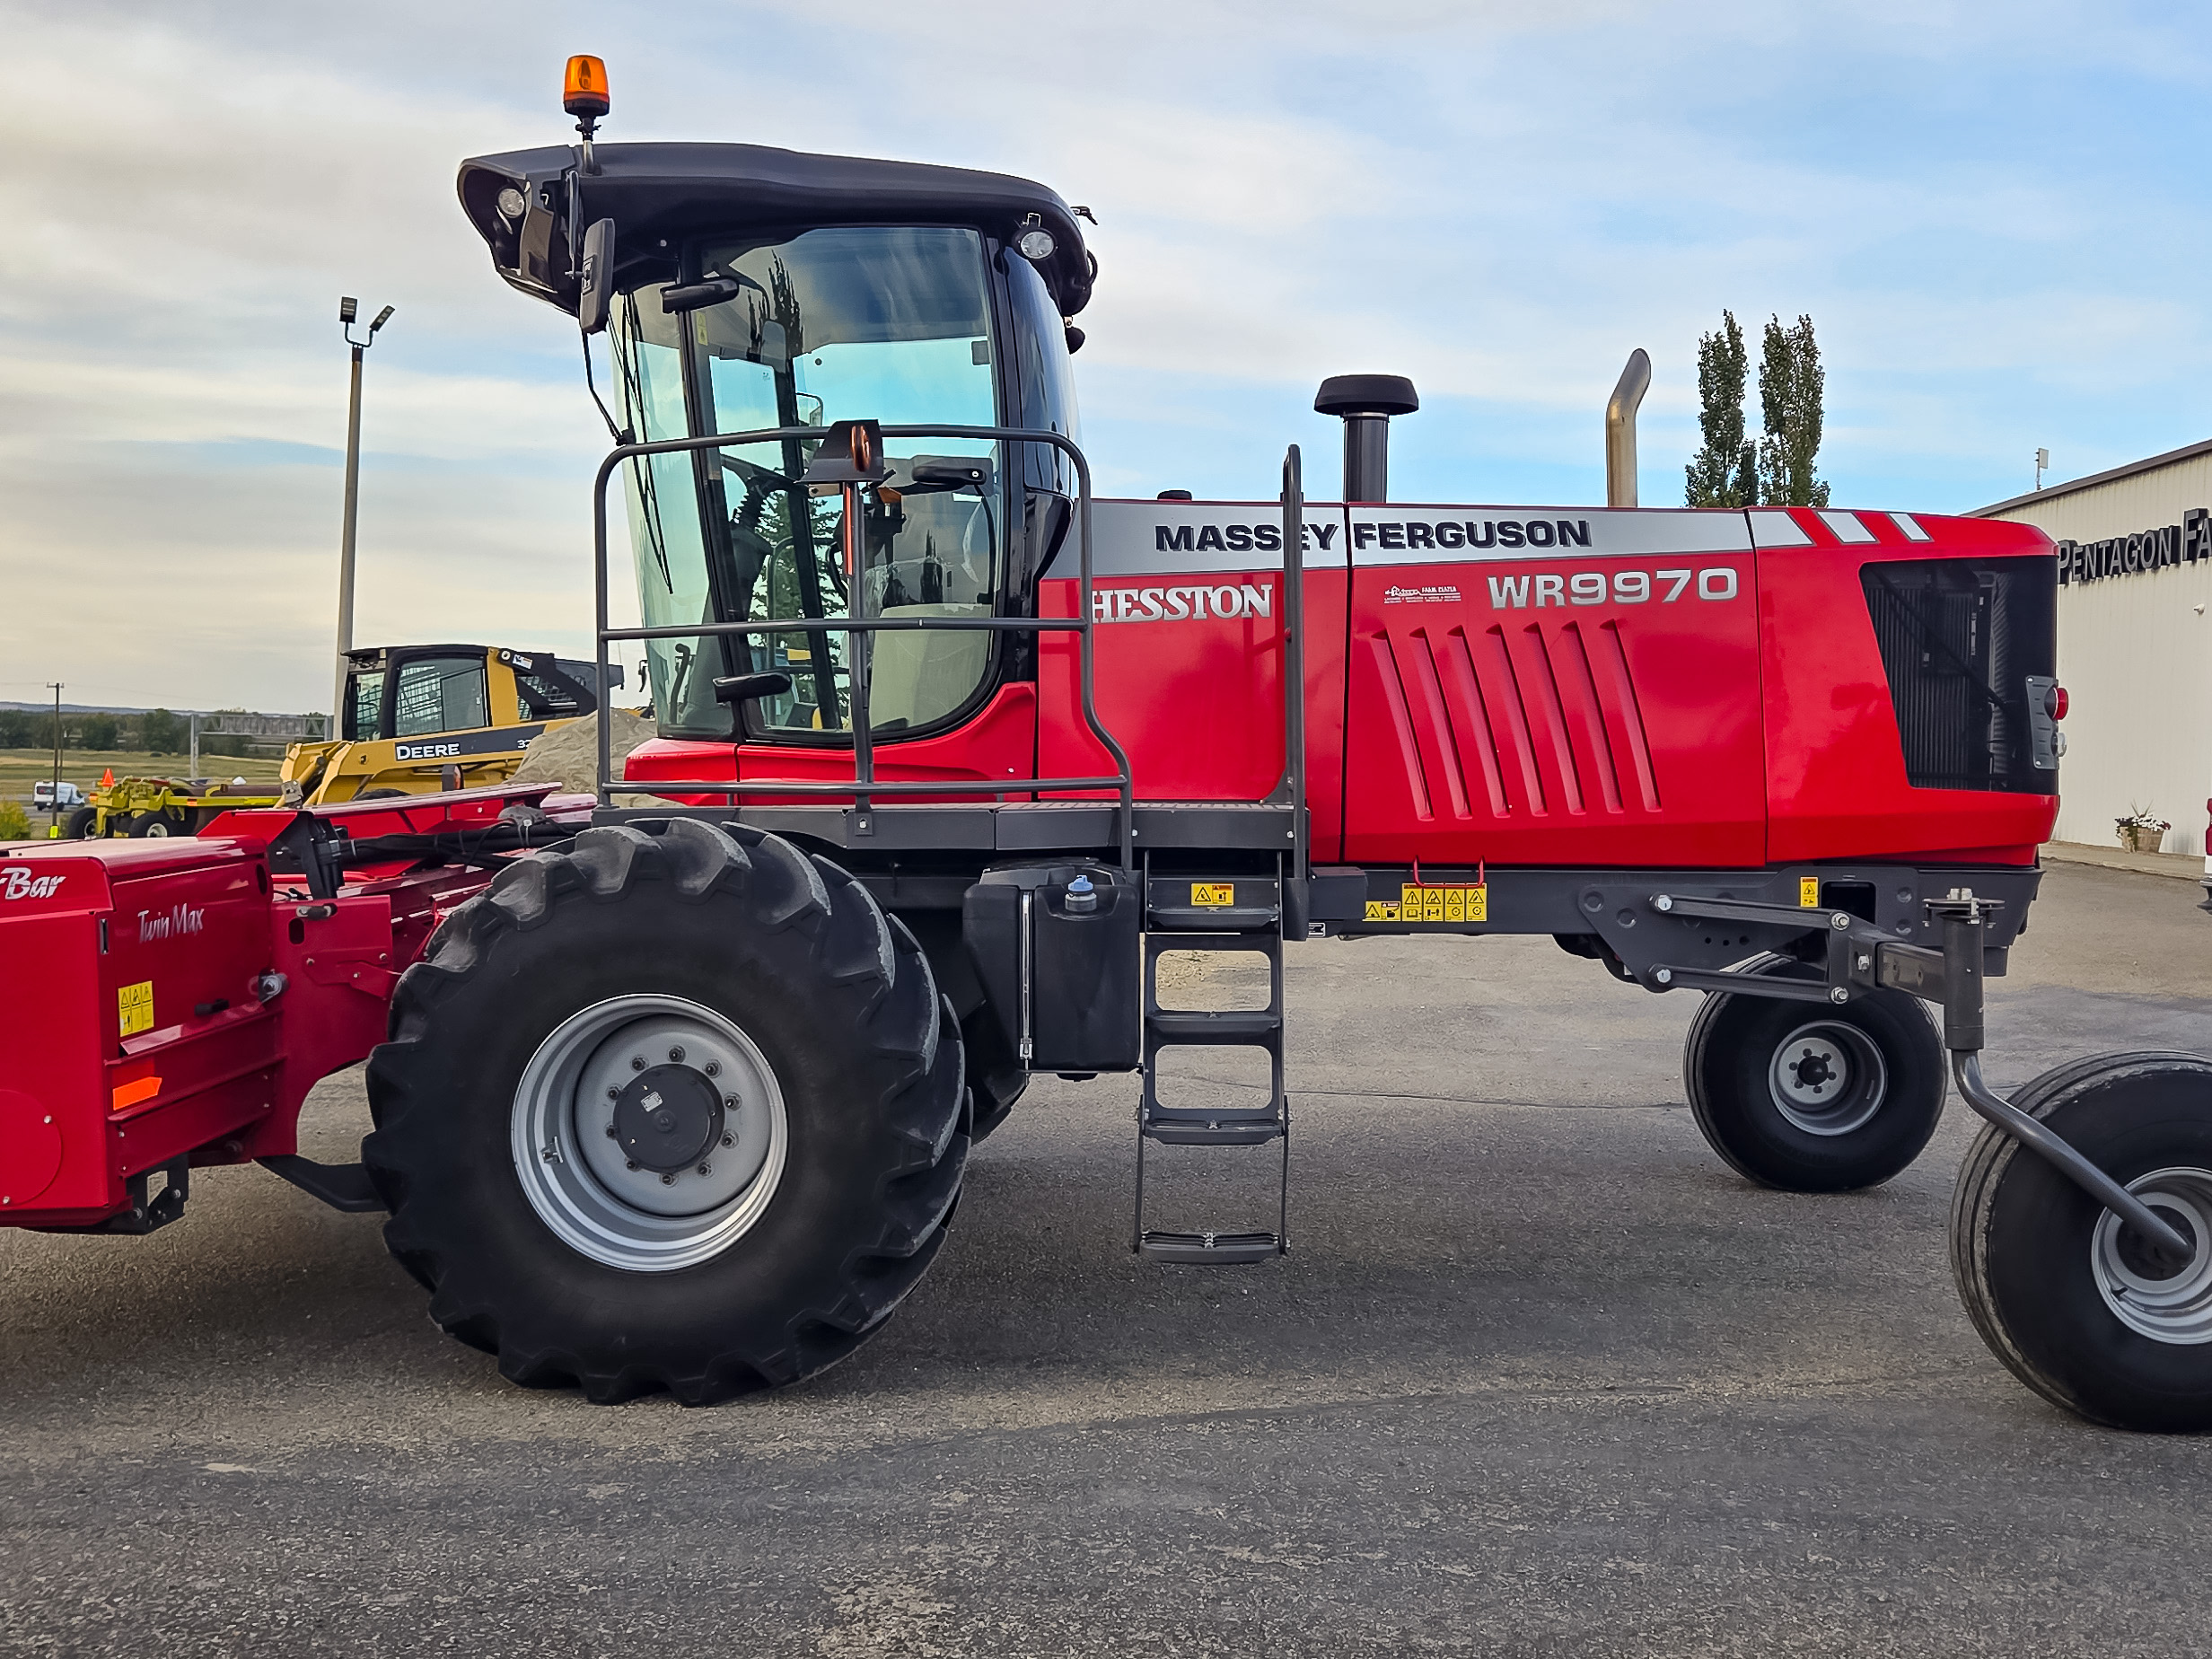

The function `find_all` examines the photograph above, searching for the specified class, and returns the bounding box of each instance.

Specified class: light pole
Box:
[333,296,395,732]
[46,681,62,830]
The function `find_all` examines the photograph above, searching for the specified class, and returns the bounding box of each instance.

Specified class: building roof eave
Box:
[1974,435,2212,518]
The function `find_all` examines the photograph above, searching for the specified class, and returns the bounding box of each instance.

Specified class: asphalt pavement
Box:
[4,861,2210,1656]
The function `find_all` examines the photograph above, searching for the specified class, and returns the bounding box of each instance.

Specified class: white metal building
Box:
[1978,439,2212,856]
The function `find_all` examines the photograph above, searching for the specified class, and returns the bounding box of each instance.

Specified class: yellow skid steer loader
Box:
[281,645,617,804]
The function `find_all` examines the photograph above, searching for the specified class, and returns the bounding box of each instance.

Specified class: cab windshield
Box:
[610,224,1002,741]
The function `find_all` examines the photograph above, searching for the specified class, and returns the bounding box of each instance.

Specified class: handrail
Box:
[1280,446,1309,935]
[592,422,1136,871]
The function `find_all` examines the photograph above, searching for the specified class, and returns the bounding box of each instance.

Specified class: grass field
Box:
[0,747,286,812]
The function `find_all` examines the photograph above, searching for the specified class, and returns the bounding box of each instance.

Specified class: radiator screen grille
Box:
[1860,557,2055,794]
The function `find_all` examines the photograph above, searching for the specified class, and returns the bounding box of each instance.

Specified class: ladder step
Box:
[1148,905,1279,933]
[1137,1230,1283,1264]
[1146,877,1280,935]
[1140,1103,1286,1146]
[1146,1009,1280,1043]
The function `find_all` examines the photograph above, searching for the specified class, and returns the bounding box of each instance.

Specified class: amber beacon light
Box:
[564,55,610,136]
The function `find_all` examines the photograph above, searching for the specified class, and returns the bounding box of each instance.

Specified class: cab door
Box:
[391,652,491,737]
[1339,505,1764,868]
[1036,498,1351,860]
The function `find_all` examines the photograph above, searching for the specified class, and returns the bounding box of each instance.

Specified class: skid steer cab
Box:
[278,644,616,807]
[8,59,2210,1435]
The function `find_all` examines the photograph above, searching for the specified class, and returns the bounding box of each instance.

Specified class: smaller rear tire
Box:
[63,806,98,838]
[1951,1051,2212,1431]
[126,812,183,838]
[1684,955,1945,1191]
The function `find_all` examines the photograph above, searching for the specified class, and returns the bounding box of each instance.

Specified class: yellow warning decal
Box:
[1190,882,1234,908]
[118,980,154,1039]
[1366,884,1488,924]
[1799,876,1821,908]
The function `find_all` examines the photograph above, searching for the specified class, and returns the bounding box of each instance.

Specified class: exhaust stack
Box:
[1605,349,1650,508]
[1316,374,1419,504]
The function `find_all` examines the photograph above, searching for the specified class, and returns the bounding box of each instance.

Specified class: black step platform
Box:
[602,800,1297,856]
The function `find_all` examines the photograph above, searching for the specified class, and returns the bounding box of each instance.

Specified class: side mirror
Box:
[713,672,793,707]
[800,420,890,486]
[577,217,616,336]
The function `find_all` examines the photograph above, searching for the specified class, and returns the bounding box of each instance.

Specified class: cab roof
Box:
[458,141,1094,320]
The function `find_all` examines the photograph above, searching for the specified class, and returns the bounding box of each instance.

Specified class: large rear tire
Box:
[1951,1051,2212,1431]
[1684,955,1945,1191]
[364,819,969,1403]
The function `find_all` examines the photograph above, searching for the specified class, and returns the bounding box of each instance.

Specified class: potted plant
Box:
[2116,806,2171,854]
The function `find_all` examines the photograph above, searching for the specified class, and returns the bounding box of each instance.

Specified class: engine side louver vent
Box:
[1368,622,1662,822]
[1860,557,2056,794]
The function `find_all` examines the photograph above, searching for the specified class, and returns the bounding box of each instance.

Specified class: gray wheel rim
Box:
[2091,1167,2212,1345]
[511,993,787,1273]
[1766,1021,1887,1137]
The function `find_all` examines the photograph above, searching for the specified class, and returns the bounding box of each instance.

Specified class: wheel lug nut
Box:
[625,1160,638,1171]
[704,1060,719,1077]
[669,1045,685,1062]
[697,1163,710,1176]
[724,1095,737,1109]
[721,1134,734,1147]
[605,1124,618,1137]
[630,1056,645,1071]
[661,1173,675,1186]
[607,1086,619,1100]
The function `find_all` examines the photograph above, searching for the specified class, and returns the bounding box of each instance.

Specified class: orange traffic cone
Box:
[100,768,115,786]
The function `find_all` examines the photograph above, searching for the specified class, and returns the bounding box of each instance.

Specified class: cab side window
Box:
[345,671,387,741]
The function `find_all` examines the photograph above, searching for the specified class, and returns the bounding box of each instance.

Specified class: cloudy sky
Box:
[3,1,2206,715]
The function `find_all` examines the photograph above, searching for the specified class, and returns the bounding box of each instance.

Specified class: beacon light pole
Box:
[332,296,395,731]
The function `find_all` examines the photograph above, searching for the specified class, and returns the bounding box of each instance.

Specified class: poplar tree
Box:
[1756,312,1830,508]
[1685,311,1753,507]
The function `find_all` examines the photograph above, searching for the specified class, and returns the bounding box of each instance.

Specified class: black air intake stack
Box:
[1315,374,1419,504]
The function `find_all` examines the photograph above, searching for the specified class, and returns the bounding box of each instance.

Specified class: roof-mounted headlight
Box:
[495,185,528,224]
[1017,224,1055,262]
